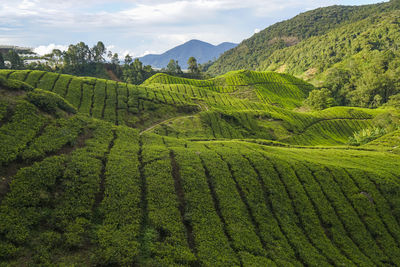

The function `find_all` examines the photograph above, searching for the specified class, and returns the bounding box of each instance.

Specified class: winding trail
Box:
[139,115,195,135]
[139,102,208,135]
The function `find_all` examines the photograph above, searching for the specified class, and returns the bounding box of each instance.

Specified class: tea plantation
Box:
[0,69,399,266]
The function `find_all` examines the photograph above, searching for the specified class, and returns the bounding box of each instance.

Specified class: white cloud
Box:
[34,44,68,55]
[254,28,260,34]
[120,49,136,57]
[140,50,158,57]
[0,0,388,58]
[18,0,38,9]
[106,45,116,51]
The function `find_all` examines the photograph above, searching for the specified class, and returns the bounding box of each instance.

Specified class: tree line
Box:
[0,41,210,85]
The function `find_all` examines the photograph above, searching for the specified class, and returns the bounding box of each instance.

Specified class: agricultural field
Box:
[0,70,399,266]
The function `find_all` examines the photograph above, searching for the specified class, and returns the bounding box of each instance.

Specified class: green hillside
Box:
[144,70,314,108]
[262,9,400,106]
[207,0,398,76]
[0,70,400,266]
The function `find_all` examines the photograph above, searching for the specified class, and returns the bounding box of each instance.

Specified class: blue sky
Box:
[0,0,388,57]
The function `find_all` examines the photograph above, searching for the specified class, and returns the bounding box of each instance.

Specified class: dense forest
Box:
[208,0,399,75]
[263,10,400,108]
[207,0,400,109]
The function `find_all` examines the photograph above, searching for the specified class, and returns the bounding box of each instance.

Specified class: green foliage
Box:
[386,93,400,109]
[0,53,5,69]
[24,70,46,87]
[122,58,155,85]
[0,100,46,165]
[263,11,400,107]
[348,126,386,146]
[187,57,200,74]
[6,50,23,69]
[208,0,397,75]
[206,2,400,109]
[64,217,90,248]
[364,129,400,152]
[37,72,60,91]
[173,148,240,266]
[140,138,196,265]
[144,70,314,109]
[27,89,77,114]
[21,116,86,160]
[1,65,400,266]
[165,59,183,74]
[94,127,141,265]
[304,88,335,110]
[0,76,33,91]
[372,112,400,132]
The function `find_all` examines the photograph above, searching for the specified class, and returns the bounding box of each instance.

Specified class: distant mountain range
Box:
[138,39,237,69]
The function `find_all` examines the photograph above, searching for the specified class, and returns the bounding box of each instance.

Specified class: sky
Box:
[0,0,388,57]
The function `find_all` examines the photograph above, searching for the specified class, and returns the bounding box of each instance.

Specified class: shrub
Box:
[386,93,400,109]
[0,76,34,91]
[27,89,77,114]
[65,217,90,248]
[304,88,335,110]
[177,103,199,113]
[0,100,46,165]
[348,126,386,146]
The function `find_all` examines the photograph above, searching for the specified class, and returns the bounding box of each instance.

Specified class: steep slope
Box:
[262,10,400,107]
[0,71,399,266]
[144,70,315,109]
[207,0,397,76]
[1,69,387,145]
[363,129,400,153]
[139,39,237,69]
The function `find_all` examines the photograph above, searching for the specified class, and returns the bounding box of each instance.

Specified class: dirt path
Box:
[139,102,208,136]
[139,115,195,135]
[105,68,121,82]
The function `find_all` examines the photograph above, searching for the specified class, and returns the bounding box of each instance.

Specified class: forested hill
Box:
[262,10,400,108]
[207,0,398,76]
[0,70,399,266]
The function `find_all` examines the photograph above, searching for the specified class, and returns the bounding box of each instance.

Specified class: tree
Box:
[7,50,23,69]
[304,88,335,110]
[187,57,199,74]
[121,58,154,85]
[350,69,393,107]
[324,68,352,105]
[199,60,214,72]
[64,43,88,67]
[63,42,91,66]
[390,0,400,8]
[143,65,153,73]
[131,59,142,71]
[124,54,133,65]
[92,41,106,63]
[45,49,63,68]
[111,53,120,65]
[386,94,400,109]
[0,53,5,69]
[166,59,182,74]
[371,94,383,108]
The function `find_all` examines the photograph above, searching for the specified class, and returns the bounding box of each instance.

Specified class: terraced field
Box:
[144,70,314,109]
[0,70,399,266]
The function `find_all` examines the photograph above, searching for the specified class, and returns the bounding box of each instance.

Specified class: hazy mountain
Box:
[138,39,237,69]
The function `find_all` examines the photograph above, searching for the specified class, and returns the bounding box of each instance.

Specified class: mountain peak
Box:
[139,39,237,69]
